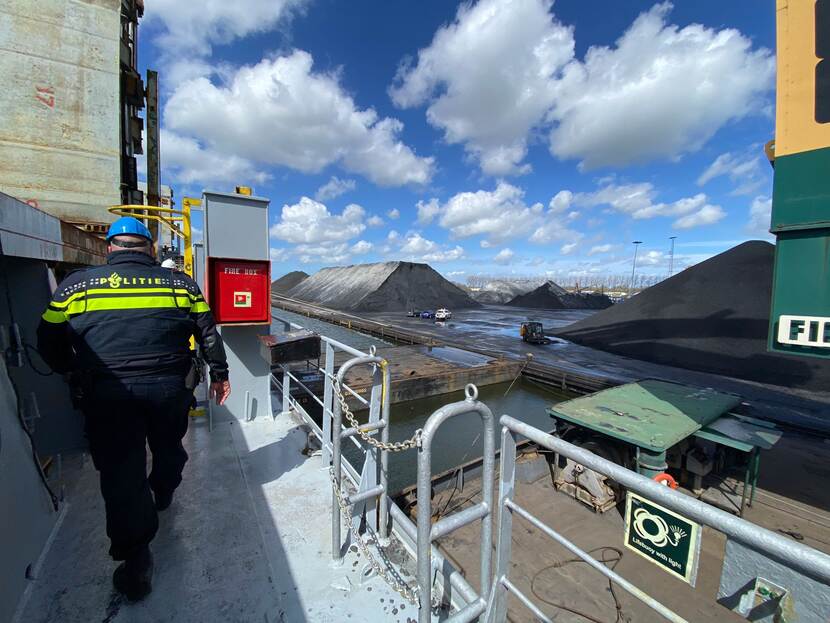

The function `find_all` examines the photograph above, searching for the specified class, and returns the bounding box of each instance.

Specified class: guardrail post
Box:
[331,354,390,564]
[487,425,517,623]
[332,383,344,562]
[379,359,390,541]
[280,366,291,417]
[322,341,334,464]
[417,385,494,623]
[352,362,382,534]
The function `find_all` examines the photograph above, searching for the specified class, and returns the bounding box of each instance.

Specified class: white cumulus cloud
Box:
[391,1,772,174]
[421,182,583,248]
[548,3,774,169]
[575,182,724,228]
[315,176,357,201]
[493,248,515,264]
[673,204,726,229]
[697,150,769,196]
[638,250,666,266]
[294,242,352,265]
[588,244,614,255]
[145,0,309,57]
[437,182,543,244]
[416,198,441,225]
[549,190,573,214]
[164,51,434,187]
[269,197,365,244]
[397,233,465,263]
[350,240,373,254]
[747,195,773,238]
[160,129,269,185]
[366,215,385,227]
[387,208,401,220]
[390,0,574,176]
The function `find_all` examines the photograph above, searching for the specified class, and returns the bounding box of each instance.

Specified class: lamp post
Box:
[669,236,677,277]
[630,241,642,297]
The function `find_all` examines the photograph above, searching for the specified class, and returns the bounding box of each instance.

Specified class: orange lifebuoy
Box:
[653,473,678,489]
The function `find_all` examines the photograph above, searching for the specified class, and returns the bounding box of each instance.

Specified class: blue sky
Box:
[139,0,777,283]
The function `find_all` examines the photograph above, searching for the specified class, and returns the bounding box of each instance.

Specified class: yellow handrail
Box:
[108,205,187,239]
[108,204,194,277]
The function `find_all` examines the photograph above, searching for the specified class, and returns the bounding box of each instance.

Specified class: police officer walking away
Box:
[37,216,231,601]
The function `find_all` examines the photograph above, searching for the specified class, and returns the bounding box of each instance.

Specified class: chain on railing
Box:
[334,377,422,452]
[329,467,422,606]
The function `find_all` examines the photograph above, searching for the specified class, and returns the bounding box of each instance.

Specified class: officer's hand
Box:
[210,380,231,406]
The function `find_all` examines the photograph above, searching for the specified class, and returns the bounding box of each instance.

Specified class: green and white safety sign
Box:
[624,492,702,586]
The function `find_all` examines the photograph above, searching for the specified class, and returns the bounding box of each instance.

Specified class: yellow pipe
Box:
[380,359,388,408]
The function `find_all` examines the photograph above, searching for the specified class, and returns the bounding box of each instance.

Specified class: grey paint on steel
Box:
[1,354,61,623]
[331,355,390,561]
[202,191,270,262]
[719,538,830,622]
[416,385,495,623]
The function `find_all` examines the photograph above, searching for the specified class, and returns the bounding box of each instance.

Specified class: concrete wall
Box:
[0,0,122,223]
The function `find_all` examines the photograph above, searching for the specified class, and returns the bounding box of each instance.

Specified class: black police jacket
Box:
[37,251,229,381]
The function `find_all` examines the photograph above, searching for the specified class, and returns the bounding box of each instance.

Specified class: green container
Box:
[768,148,830,358]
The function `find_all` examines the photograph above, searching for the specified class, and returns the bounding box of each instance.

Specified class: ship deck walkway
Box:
[16,409,415,623]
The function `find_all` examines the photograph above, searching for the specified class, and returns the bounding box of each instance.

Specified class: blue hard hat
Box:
[107,216,152,241]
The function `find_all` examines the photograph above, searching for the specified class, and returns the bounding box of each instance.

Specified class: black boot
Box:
[113,546,153,601]
[154,490,173,511]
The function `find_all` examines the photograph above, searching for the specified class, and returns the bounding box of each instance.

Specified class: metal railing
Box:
[485,415,830,623]
[330,353,390,558]
[417,385,495,623]
[270,315,481,615]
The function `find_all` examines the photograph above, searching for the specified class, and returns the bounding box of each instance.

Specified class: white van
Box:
[435,308,452,320]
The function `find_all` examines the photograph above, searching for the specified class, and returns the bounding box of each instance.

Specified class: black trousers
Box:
[83,375,192,560]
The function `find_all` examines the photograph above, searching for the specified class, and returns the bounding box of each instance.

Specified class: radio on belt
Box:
[207,257,271,325]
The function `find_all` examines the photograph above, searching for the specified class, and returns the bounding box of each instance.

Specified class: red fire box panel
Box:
[208,258,271,325]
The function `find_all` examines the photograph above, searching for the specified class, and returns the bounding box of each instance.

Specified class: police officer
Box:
[37,216,231,601]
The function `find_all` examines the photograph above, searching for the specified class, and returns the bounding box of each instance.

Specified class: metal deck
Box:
[16,410,415,623]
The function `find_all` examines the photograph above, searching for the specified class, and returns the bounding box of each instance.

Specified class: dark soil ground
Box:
[555,241,830,391]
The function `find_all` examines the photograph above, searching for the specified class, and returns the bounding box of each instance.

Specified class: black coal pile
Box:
[507,281,613,310]
[555,241,830,391]
[271,271,309,293]
[287,261,480,312]
[472,279,539,304]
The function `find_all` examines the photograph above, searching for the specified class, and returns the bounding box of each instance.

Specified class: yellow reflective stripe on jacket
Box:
[65,294,193,316]
[41,308,68,324]
[50,288,201,309]
[191,301,211,313]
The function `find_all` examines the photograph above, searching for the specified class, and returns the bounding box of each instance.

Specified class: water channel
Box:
[270,307,571,492]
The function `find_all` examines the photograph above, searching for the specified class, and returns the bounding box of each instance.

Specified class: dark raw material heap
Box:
[555,241,830,391]
[507,281,613,310]
[286,261,480,312]
[271,271,309,293]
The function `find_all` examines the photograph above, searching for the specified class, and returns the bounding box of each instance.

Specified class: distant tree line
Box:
[466,273,666,293]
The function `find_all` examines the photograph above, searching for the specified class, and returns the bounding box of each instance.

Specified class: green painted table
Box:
[547,379,743,477]
[547,380,743,452]
[694,413,783,516]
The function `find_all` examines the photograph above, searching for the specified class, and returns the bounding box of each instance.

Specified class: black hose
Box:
[530,546,629,623]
